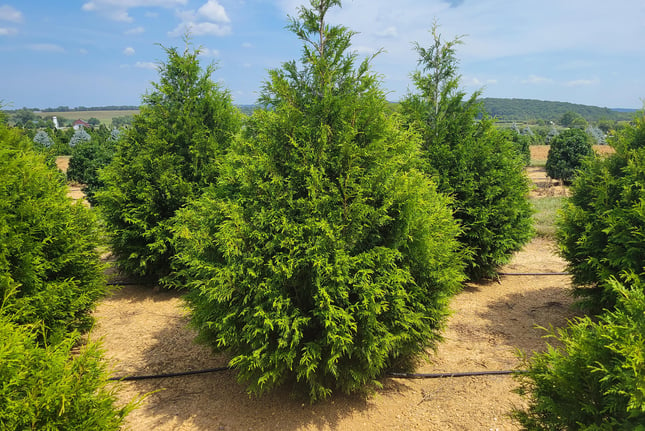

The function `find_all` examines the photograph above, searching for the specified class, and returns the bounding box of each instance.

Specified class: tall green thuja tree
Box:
[401,24,533,281]
[0,114,106,344]
[173,0,466,400]
[557,114,645,311]
[97,38,241,282]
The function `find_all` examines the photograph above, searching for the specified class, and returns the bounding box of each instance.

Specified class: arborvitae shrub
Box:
[0,315,134,430]
[67,131,117,204]
[172,0,466,401]
[0,121,106,343]
[97,38,241,282]
[401,24,533,281]
[557,114,645,310]
[513,280,645,430]
[546,127,594,183]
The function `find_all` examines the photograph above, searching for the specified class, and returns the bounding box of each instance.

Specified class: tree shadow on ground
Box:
[477,280,584,357]
[103,285,410,431]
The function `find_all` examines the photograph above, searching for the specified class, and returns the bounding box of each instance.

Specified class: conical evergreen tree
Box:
[173,0,465,400]
[402,23,533,281]
[97,38,241,282]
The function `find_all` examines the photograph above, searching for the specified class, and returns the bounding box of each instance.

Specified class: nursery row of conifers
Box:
[1,0,643,429]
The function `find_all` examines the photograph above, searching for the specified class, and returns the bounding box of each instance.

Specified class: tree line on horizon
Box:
[2,98,637,127]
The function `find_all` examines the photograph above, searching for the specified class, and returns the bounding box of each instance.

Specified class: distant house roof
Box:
[73,119,91,130]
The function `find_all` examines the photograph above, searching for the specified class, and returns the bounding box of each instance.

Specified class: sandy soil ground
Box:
[86,150,585,430]
[93,239,576,431]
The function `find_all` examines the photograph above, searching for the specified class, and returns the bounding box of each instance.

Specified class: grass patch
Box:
[532,196,566,238]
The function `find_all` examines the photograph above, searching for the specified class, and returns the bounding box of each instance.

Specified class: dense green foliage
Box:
[0,122,106,343]
[557,115,645,310]
[67,130,118,204]
[97,39,241,282]
[401,24,533,281]
[0,315,134,430]
[546,128,594,184]
[482,98,633,122]
[501,128,531,166]
[173,0,465,400]
[513,281,645,430]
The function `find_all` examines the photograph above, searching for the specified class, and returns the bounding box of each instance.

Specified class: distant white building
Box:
[52,116,60,129]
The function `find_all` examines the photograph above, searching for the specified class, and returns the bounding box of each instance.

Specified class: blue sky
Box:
[1,0,644,110]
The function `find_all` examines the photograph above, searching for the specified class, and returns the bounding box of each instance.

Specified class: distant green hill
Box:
[481,98,636,122]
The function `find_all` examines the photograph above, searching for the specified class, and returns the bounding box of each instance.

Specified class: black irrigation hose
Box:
[388,370,526,379]
[498,272,570,276]
[108,367,525,382]
[108,366,232,381]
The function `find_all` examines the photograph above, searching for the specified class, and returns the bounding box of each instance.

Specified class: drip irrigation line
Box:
[498,272,570,276]
[108,367,525,382]
[108,366,231,381]
[106,281,144,286]
[389,370,527,379]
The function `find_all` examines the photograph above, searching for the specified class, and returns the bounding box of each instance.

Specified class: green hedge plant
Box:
[67,130,117,204]
[401,23,533,281]
[513,279,645,430]
[0,314,135,430]
[557,114,645,310]
[0,120,106,343]
[97,38,241,282]
[546,127,594,184]
[172,0,466,401]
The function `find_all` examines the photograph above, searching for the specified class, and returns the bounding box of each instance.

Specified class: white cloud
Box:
[376,26,398,38]
[28,43,65,53]
[199,47,220,57]
[564,78,599,87]
[0,5,23,23]
[135,61,158,70]
[123,46,135,56]
[82,0,187,22]
[521,75,553,85]
[198,0,229,23]
[79,48,88,55]
[170,0,231,37]
[125,26,145,35]
[465,77,497,87]
[0,27,17,36]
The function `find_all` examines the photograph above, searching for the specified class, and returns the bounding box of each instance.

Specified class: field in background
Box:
[37,110,139,125]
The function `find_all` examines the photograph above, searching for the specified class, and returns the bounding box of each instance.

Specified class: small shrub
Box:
[0,121,106,343]
[69,129,91,147]
[32,130,54,149]
[546,128,594,183]
[513,280,645,430]
[67,132,117,204]
[0,315,134,430]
